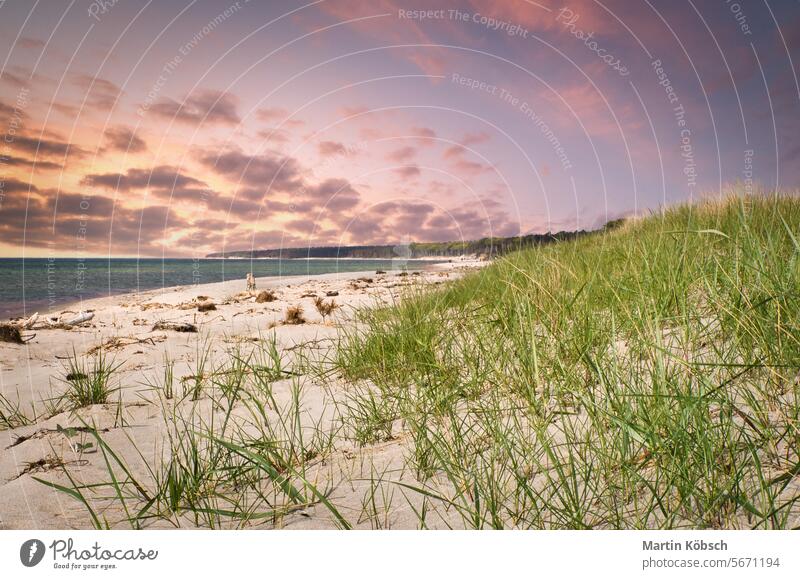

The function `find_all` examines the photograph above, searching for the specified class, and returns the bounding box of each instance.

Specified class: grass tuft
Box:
[313,297,338,322]
[60,349,120,409]
[284,305,306,325]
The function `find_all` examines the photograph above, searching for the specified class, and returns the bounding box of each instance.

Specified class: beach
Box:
[0,257,448,319]
[0,258,484,529]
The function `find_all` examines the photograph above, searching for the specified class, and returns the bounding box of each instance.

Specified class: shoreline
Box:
[2,257,467,322]
[66,260,448,313]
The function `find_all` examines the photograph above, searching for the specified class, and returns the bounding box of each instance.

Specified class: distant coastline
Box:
[205,229,598,260]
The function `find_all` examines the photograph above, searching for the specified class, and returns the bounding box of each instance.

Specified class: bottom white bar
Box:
[0,531,796,578]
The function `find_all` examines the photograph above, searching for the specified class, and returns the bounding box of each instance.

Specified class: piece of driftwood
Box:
[86,334,167,354]
[15,312,39,329]
[152,321,198,333]
[325,290,339,297]
[223,291,256,305]
[177,298,217,311]
[63,311,94,326]
[26,311,95,331]
[285,337,335,352]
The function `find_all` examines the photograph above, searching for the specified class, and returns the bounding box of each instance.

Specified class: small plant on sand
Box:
[0,391,36,429]
[162,356,175,400]
[256,290,277,303]
[313,297,338,323]
[142,352,175,400]
[186,335,213,401]
[250,332,286,386]
[339,383,399,445]
[60,349,120,408]
[284,305,306,325]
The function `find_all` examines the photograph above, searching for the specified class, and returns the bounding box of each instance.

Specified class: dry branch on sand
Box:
[86,335,167,354]
[152,321,198,333]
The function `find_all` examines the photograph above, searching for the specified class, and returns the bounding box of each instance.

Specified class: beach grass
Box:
[60,349,121,409]
[34,193,800,529]
[329,193,800,529]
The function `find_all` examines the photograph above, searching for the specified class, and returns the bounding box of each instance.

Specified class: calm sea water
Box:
[0,258,437,318]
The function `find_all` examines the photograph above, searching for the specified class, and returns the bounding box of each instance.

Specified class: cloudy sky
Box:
[1,0,798,257]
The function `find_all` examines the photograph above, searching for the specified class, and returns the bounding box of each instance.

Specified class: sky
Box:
[0,0,798,258]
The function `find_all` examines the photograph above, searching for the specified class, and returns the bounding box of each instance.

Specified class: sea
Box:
[0,257,438,318]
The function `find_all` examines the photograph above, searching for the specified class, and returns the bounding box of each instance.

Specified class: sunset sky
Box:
[1,0,798,257]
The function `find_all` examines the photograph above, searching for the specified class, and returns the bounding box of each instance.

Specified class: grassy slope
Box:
[332,195,800,528]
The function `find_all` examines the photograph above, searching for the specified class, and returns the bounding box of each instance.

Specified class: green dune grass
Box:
[31,193,800,529]
[331,193,800,528]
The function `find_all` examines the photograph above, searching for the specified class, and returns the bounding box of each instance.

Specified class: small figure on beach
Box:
[246,272,256,292]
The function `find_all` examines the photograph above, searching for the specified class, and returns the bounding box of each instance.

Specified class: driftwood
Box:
[152,321,198,333]
[224,291,255,305]
[63,312,94,326]
[178,298,217,311]
[33,311,95,330]
[0,310,95,340]
[285,337,335,351]
[86,334,167,354]
[14,312,39,329]
[0,313,40,343]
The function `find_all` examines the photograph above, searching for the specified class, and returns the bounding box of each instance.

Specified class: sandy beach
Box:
[0,258,484,529]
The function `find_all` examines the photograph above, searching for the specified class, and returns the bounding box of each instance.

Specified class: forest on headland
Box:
[204,223,622,259]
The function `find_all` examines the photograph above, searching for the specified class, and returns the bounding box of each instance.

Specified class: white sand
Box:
[0,259,485,529]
